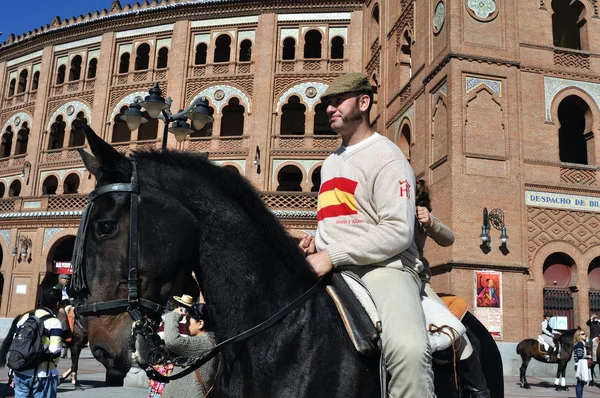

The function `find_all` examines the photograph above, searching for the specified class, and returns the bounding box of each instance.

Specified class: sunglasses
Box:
[580,333,586,336]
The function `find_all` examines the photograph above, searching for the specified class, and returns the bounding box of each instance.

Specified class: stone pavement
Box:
[504,376,600,397]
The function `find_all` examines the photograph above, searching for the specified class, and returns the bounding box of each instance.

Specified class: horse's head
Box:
[73,123,199,375]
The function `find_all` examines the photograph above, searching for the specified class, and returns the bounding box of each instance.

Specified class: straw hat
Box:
[173,294,194,308]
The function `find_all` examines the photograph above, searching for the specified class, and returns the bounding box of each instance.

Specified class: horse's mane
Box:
[132,150,312,277]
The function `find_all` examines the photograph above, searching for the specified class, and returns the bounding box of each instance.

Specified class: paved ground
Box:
[0,349,599,397]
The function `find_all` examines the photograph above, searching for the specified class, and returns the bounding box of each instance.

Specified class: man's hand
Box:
[417,206,431,228]
[306,251,333,277]
[299,233,316,256]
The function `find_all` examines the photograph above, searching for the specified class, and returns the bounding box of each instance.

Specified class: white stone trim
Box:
[191,16,259,28]
[0,211,83,219]
[3,112,33,133]
[276,82,329,112]
[278,13,352,22]
[280,28,299,42]
[302,26,326,36]
[329,27,348,42]
[41,167,85,181]
[194,33,211,46]
[47,101,92,131]
[237,31,255,43]
[7,50,43,67]
[544,76,600,122]
[55,36,102,52]
[189,85,251,114]
[116,23,174,39]
[110,92,148,121]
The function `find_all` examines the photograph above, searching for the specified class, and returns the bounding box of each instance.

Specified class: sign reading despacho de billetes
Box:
[525,190,600,213]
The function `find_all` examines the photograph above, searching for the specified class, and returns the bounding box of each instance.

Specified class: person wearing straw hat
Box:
[299,73,431,398]
[173,294,194,313]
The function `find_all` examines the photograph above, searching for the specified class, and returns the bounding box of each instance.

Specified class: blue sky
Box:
[1,1,113,39]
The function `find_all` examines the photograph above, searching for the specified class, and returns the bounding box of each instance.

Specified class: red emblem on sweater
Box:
[399,180,410,198]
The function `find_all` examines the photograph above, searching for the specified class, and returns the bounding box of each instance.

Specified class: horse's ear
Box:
[73,120,130,179]
[78,149,100,177]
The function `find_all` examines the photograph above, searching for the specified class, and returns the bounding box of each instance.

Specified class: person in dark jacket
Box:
[574,330,591,398]
[587,314,600,363]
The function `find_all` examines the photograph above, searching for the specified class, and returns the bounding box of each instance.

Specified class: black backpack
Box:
[7,311,52,372]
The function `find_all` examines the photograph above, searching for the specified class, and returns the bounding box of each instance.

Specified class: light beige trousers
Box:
[347,266,432,398]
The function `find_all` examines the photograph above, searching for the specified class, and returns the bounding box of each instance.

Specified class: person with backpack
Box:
[9,287,62,398]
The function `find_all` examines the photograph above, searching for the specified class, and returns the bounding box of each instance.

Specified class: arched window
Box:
[138,111,158,141]
[221,98,244,137]
[69,112,87,147]
[112,106,132,142]
[223,165,240,175]
[277,165,303,191]
[282,37,296,60]
[543,252,575,328]
[56,65,66,84]
[42,176,58,195]
[119,53,130,74]
[552,0,586,50]
[304,30,322,59]
[557,95,592,165]
[31,71,40,91]
[17,70,28,94]
[9,180,21,197]
[48,115,66,150]
[280,96,306,135]
[1,127,13,158]
[135,43,151,71]
[0,183,5,198]
[331,36,344,59]
[69,55,82,81]
[8,79,16,97]
[190,105,215,137]
[63,174,80,194]
[87,58,97,79]
[239,40,252,62]
[311,166,322,192]
[195,43,207,65]
[15,122,29,155]
[214,35,231,63]
[157,47,169,69]
[398,123,411,161]
[314,102,334,135]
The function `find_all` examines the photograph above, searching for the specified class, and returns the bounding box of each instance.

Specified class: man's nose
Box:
[326,104,336,115]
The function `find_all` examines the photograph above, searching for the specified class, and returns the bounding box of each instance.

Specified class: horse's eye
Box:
[97,221,117,238]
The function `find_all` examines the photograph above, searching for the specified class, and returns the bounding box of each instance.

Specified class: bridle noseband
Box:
[71,160,164,320]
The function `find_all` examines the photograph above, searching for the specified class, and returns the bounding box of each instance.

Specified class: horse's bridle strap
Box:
[88,183,139,201]
[145,276,327,383]
[77,298,164,315]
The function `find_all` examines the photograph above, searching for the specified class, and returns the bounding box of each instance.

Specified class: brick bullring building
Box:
[0,0,599,345]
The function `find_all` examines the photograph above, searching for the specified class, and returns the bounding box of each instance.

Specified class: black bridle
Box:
[70,157,326,383]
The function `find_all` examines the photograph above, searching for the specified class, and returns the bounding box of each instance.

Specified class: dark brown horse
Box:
[517,328,581,391]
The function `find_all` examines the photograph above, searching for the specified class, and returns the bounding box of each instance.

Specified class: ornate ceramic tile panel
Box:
[466,77,502,96]
[276,82,329,112]
[194,34,211,45]
[57,56,69,67]
[87,50,100,59]
[238,31,256,43]
[395,104,415,142]
[544,76,600,122]
[55,36,102,52]
[7,50,43,67]
[272,159,321,183]
[2,112,33,133]
[191,16,259,28]
[40,168,85,181]
[157,38,171,49]
[119,44,133,56]
[0,229,10,249]
[280,28,299,42]
[43,228,63,249]
[189,85,251,114]
[110,92,148,121]
[329,27,348,41]
[47,101,92,131]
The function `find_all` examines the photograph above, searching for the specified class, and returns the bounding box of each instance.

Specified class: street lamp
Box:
[20,161,31,185]
[479,207,508,250]
[121,82,213,149]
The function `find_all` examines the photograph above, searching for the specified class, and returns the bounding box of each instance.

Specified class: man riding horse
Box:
[541,313,560,361]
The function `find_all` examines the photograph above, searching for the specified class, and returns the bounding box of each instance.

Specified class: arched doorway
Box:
[543,253,575,328]
[588,257,600,316]
[40,236,75,289]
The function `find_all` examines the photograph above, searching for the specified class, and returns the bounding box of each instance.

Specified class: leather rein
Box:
[72,158,325,383]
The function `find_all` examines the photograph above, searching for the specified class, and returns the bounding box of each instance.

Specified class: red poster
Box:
[54,261,72,275]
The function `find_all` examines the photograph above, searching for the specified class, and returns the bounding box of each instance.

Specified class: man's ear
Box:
[358,93,371,113]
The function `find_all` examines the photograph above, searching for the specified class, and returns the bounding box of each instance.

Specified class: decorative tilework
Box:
[57,56,69,67]
[23,201,41,209]
[544,76,600,122]
[395,104,415,142]
[272,210,317,219]
[0,230,10,249]
[189,85,251,114]
[272,159,321,183]
[47,101,92,131]
[7,50,43,67]
[40,168,85,181]
[467,0,497,19]
[0,211,82,219]
[191,16,259,28]
[433,81,448,103]
[277,13,352,22]
[32,64,41,74]
[135,39,155,49]
[194,34,210,45]
[329,27,348,42]
[238,31,256,43]
[433,1,446,33]
[280,28,299,42]
[1,176,20,186]
[213,159,246,173]
[157,38,172,49]
[87,50,100,59]
[116,24,174,39]
[44,228,63,249]
[8,71,17,81]
[110,92,148,121]
[466,77,502,96]
[55,36,102,52]
[276,82,329,112]
[301,26,326,36]
[119,44,133,56]
[3,112,33,134]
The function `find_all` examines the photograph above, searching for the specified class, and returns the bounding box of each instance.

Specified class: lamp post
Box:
[12,234,32,262]
[20,161,31,185]
[120,82,213,149]
[480,207,508,250]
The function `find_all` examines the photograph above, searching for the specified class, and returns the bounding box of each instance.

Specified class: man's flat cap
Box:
[321,73,372,99]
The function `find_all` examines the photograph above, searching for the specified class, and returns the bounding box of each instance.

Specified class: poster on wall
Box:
[54,261,72,275]
[474,270,503,340]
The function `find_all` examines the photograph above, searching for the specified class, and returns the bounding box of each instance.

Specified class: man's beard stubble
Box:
[341,101,363,123]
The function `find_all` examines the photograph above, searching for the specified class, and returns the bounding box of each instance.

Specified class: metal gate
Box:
[543,287,574,330]
[590,290,600,317]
